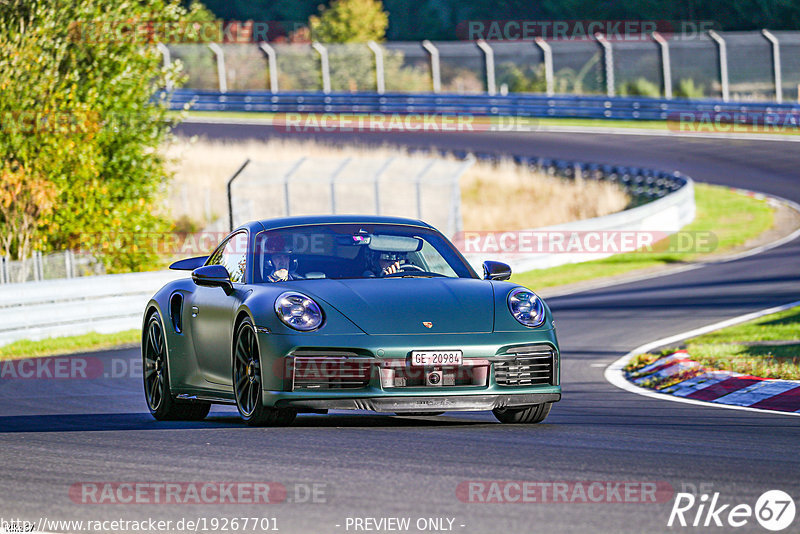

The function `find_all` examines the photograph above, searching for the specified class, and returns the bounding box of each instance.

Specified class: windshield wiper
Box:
[383,271,447,278]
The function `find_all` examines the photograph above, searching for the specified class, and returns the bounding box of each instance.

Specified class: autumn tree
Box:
[0,0,213,272]
[310,0,389,43]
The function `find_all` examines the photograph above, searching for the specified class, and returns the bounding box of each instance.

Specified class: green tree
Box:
[310,0,389,43]
[0,0,212,272]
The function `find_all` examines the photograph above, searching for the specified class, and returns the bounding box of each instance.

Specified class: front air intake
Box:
[287,351,372,390]
[494,345,556,386]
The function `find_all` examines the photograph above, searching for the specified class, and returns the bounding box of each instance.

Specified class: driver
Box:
[364,251,408,277]
[264,235,300,282]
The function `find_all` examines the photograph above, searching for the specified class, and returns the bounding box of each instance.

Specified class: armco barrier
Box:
[0,271,183,347]
[463,177,695,273]
[166,89,800,123]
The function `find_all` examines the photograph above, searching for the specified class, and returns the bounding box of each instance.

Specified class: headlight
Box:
[274,291,324,331]
[507,287,545,328]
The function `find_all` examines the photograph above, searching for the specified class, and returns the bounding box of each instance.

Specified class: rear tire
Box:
[493,403,552,424]
[233,318,296,427]
[143,311,211,421]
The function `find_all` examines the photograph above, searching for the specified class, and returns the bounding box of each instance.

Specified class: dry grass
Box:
[460,158,628,230]
[163,137,629,231]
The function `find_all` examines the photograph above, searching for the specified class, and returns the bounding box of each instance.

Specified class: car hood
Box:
[289,278,494,334]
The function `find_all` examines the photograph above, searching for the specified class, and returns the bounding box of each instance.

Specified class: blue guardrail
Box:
[167,89,800,125]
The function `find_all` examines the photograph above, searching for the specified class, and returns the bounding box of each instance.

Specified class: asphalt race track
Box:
[1,124,799,533]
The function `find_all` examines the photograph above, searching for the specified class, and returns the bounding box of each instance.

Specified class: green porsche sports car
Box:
[142,215,560,426]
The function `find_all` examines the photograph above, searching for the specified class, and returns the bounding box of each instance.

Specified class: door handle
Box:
[191,306,199,318]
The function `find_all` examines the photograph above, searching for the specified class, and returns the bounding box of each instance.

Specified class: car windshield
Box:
[253,223,476,283]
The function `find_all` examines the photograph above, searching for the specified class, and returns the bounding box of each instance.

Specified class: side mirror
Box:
[483,261,512,281]
[192,265,234,294]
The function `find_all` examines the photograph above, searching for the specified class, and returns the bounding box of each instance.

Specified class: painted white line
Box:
[604,299,800,418]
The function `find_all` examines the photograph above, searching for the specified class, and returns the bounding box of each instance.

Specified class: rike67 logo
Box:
[668,490,795,531]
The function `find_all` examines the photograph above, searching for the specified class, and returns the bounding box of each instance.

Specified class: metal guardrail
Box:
[167,89,800,123]
[0,271,183,347]
[464,176,696,273]
[421,148,688,202]
[409,148,696,272]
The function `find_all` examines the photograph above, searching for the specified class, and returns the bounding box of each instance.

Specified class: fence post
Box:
[372,158,395,215]
[422,40,441,93]
[367,41,385,94]
[258,42,279,93]
[574,163,584,185]
[155,43,173,92]
[476,39,496,96]
[594,33,615,97]
[282,158,307,217]
[534,38,554,96]
[329,158,352,214]
[0,256,5,284]
[707,30,730,102]
[227,159,251,231]
[207,43,227,93]
[311,42,331,94]
[414,160,437,219]
[33,251,41,282]
[651,31,672,99]
[761,29,782,103]
[449,155,475,238]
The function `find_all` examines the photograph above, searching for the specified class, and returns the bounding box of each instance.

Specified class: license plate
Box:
[410,350,463,366]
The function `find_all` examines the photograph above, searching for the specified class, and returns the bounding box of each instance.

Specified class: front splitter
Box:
[275,393,561,412]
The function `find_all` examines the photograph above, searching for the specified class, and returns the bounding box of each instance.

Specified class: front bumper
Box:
[257,329,561,411]
[275,392,561,412]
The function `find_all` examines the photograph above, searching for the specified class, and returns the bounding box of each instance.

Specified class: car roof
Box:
[239,215,437,233]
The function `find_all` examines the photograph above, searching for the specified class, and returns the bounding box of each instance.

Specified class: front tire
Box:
[233,318,296,427]
[143,311,210,421]
[493,403,552,424]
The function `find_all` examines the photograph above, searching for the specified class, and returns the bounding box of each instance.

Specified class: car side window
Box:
[207,231,248,283]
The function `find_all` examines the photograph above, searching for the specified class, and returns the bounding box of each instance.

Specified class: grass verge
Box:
[0,330,139,361]
[512,183,774,290]
[625,306,800,380]
[683,305,800,380]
